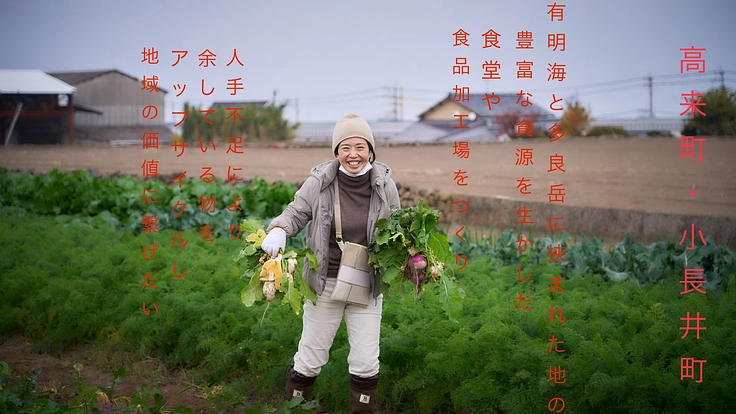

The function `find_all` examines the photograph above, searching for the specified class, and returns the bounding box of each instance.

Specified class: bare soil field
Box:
[0,335,217,412]
[1,137,735,219]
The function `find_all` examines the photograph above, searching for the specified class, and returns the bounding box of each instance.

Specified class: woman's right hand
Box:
[262,227,286,256]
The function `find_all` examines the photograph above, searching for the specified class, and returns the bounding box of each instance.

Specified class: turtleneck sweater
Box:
[327,170,372,278]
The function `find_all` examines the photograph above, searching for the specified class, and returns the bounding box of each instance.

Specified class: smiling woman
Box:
[259,112,401,412]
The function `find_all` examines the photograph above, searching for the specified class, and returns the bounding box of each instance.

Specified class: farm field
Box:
[0,200,733,413]
[1,136,735,219]
[0,138,735,413]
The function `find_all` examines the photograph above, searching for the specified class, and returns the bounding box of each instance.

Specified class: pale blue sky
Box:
[1,0,735,123]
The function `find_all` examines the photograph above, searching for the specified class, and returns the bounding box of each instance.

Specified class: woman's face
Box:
[336,137,372,174]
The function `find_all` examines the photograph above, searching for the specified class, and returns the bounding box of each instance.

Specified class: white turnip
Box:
[263,281,276,302]
[287,258,298,274]
[429,265,440,280]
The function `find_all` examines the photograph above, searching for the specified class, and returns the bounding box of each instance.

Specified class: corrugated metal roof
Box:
[49,69,136,85]
[391,119,504,143]
[590,118,684,128]
[589,118,685,136]
[434,122,497,142]
[49,70,113,85]
[390,121,456,143]
[295,121,412,141]
[49,69,169,93]
[0,69,76,94]
[209,100,268,110]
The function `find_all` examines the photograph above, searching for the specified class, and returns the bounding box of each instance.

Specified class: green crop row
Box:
[1,206,734,413]
[0,167,298,238]
[451,228,735,293]
[2,167,732,293]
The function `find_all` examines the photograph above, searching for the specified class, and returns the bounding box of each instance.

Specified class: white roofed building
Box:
[0,69,100,144]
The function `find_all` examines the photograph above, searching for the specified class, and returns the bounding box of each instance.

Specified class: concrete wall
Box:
[397,184,736,250]
[74,72,165,127]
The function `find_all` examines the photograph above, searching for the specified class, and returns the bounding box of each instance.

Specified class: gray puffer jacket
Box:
[267,159,401,298]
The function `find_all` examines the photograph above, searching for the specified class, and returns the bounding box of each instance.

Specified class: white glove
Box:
[261,227,286,257]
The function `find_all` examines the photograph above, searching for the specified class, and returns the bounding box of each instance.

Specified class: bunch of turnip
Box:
[368,201,464,318]
[405,244,450,292]
[236,218,318,323]
[406,244,440,292]
[407,252,427,289]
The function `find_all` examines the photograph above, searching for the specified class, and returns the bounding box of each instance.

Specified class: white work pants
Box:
[293,277,383,378]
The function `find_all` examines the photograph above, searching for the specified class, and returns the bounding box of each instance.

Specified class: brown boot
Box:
[284,367,316,401]
[349,374,379,414]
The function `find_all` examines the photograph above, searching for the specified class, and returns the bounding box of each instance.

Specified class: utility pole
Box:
[718,69,725,88]
[295,97,299,123]
[393,83,399,121]
[385,84,405,121]
[647,76,653,118]
[399,87,404,121]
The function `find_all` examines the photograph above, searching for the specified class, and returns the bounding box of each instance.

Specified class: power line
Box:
[559,84,644,97]
[644,70,725,80]
[290,70,734,122]
[531,76,646,93]
[299,100,388,108]
[495,70,732,94]
[402,87,449,95]
[651,78,722,87]
[294,70,735,103]
[297,87,385,102]
[293,94,387,105]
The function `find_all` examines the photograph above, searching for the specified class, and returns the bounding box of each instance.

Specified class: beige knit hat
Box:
[332,113,376,161]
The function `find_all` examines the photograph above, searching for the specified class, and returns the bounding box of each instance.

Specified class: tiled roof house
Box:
[392,92,559,143]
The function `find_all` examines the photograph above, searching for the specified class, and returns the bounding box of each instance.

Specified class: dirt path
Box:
[2,137,734,219]
[0,335,216,412]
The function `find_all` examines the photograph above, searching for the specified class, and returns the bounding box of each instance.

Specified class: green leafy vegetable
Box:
[235,218,317,319]
[0,168,299,237]
[369,200,465,320]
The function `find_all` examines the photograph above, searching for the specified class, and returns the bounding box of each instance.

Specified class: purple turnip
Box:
[408,271,425,286]
[408,253,427,271]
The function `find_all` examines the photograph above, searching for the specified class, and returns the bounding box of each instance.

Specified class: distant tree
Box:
[585,125,629,137]
[647,130,673,137]
[258,101,300,142]
[181,102,205,142]
[682,86,736,136]
[560,100,591,137]
[181,92,299,143]
[494,110,544,139]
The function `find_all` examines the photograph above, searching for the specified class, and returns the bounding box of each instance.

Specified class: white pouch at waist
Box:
[330,241,372,307]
